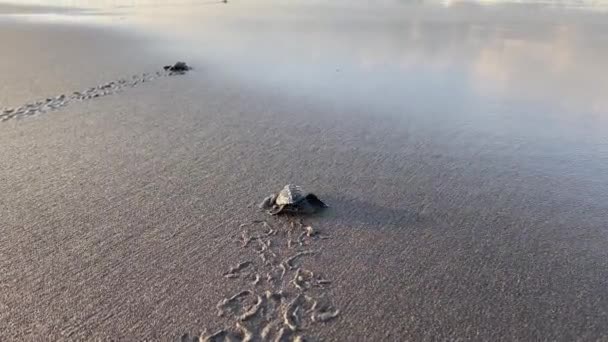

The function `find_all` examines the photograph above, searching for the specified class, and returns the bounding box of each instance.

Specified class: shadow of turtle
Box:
[269,195,428,231]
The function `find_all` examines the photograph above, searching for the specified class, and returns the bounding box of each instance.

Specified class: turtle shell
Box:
[275,184,305,206]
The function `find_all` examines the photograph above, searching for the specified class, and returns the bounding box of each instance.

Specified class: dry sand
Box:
[1,4,608,341]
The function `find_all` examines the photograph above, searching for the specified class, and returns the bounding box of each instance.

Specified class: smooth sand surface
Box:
[0,19,167,108]
[0,3,73,14]
[1,2,608,341]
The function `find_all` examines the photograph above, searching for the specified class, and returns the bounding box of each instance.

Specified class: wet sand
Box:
[2,2,608,341]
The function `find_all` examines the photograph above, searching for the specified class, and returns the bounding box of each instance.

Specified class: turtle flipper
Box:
[259,194,277,210]
[268,204,286,215]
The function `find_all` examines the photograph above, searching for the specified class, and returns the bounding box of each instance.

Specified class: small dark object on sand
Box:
[163,61,192,73]
[260,184,328,215]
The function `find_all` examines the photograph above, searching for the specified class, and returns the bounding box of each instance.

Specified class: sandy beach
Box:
[1,1,608,341]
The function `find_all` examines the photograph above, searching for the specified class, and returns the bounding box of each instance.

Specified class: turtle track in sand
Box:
[182,219,340,341]
[0,69,186,122]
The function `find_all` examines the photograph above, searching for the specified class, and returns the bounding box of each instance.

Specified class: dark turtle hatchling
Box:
[163,61,192,73]
[260,184,328,215]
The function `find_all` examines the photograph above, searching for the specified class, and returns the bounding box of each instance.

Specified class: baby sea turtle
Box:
[163,61,192,73]
[260,184,328,215]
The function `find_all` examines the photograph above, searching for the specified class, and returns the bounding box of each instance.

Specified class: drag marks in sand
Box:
[183,219,340,341]
[0,69,183,122]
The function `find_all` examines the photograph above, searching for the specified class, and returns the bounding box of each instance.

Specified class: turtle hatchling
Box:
[260,184,328,215]
[163,61,192,73]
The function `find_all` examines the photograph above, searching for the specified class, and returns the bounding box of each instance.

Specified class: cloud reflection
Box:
[5,0,608,120]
